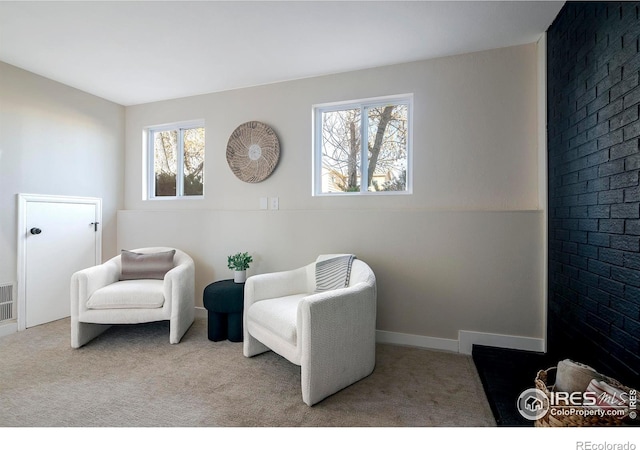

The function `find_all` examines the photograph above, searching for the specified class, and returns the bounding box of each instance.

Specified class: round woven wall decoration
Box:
[226,121,280,183]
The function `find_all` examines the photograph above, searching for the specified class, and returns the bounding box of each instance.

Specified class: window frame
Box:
[312,94,413,196]
[145,120,205,200]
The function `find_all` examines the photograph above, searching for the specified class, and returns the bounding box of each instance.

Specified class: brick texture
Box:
[548,2,640,388]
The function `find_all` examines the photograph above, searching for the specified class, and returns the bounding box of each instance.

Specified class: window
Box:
[147,121,205,199]
[313,95,412,195]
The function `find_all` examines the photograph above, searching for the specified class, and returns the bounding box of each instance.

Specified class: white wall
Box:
[0,62,125,286]
[118,209,544,342]
[121,44,545,348]
[125,44,538,212]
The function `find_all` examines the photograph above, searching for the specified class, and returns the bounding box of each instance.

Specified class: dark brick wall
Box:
[548,2,640,388]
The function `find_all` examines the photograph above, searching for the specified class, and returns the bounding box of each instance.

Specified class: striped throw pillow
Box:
[315,255,355,292]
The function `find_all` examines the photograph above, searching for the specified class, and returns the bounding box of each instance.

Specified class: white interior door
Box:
[19,195,101,328]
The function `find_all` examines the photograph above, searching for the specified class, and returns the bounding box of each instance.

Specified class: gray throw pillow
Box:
[120,249,176,281]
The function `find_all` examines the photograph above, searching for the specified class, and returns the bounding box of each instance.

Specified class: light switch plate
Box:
[259,197,268,210]
[270,197,279,210]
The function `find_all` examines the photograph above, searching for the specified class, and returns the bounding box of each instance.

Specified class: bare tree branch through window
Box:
[317,97,410,194]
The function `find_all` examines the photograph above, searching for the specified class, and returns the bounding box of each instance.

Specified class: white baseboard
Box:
[376,330,459,353]
[375,329,545,355]
[199,305,544,356]
[458,330,545,355]
[0,321,18,338]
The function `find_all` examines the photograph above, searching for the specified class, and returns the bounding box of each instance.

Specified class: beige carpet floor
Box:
[0,316,496,427]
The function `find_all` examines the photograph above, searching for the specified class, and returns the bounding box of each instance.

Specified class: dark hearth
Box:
[472,345,555,426]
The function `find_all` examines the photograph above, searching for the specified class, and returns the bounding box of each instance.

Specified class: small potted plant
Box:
[227,252,253,283]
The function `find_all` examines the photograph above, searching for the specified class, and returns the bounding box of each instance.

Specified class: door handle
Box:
[30,227,42,235]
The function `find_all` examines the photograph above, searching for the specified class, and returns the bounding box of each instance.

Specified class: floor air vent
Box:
[0,283,15,322]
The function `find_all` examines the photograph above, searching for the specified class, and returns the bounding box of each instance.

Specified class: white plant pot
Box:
[234,270,246,283]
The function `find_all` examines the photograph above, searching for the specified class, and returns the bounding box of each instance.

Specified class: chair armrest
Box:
[297,283,377,360]
[297,282,377,403]
[70,260,120,317]
[164,259,195,318]
[298,283,377,348]
[245,265,310,307]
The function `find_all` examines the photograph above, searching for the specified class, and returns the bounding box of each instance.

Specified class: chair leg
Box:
[169,306,195,344]
[243,332,270,357]
[300,350,376,406]
[71,320,111,348]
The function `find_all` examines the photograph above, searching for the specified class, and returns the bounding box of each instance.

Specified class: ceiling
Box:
[0,1,564,106]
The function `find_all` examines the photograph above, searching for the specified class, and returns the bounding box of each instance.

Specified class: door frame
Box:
[16,194,102,331]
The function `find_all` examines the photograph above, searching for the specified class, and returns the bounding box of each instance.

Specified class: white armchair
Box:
[70,247,195,348]
[244,254,377,406]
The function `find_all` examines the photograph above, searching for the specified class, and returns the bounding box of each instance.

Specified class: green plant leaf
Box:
[227,252,253,270]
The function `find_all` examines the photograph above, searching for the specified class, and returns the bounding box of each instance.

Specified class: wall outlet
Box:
[269,197,279,210]
[259,197,268,210]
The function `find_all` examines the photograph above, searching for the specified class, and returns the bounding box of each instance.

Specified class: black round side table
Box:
[203,279,244,342]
